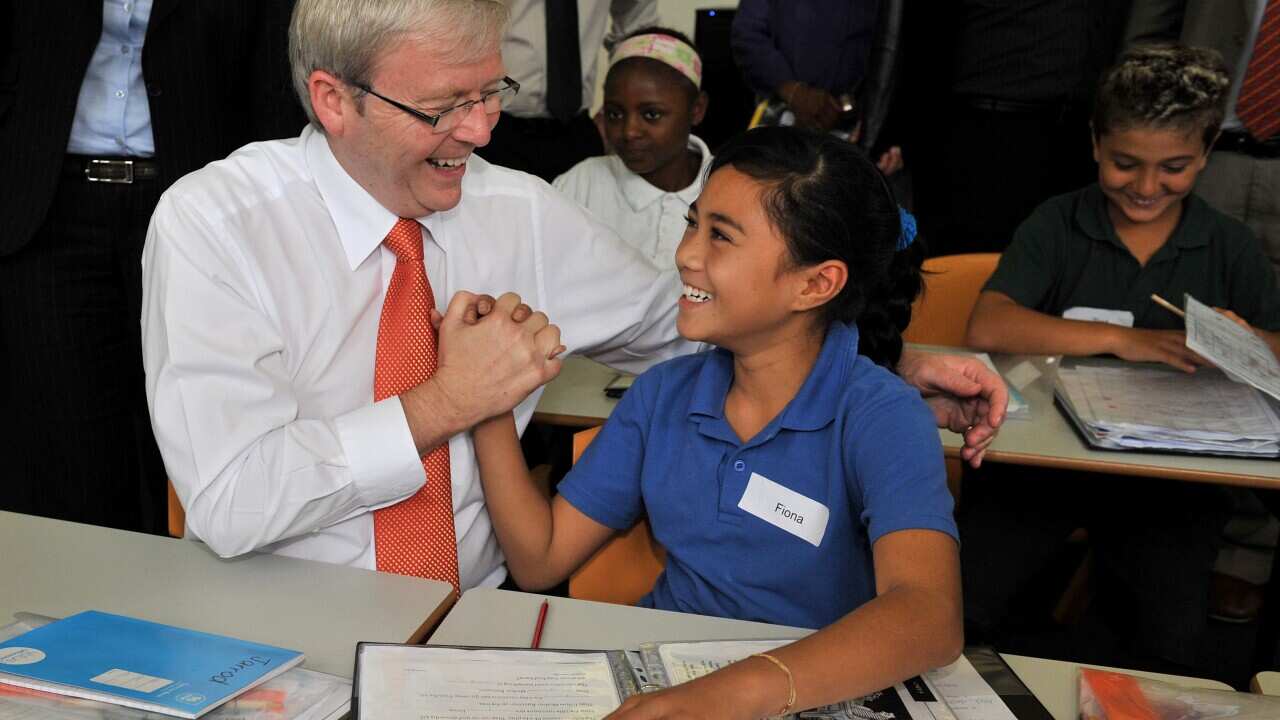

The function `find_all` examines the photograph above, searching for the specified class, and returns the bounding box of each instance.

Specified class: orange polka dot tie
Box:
[372,218,461,592]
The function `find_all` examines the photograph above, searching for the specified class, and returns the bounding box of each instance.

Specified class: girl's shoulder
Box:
[839,355,939,437]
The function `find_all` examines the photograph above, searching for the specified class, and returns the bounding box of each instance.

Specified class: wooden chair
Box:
[902,254,1094,623]
[566,427,667,605]
[903,252,1000,348]
[167,479,185,539]
[901,253,1000,500]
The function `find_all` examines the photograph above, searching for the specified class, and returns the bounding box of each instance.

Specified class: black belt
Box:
[1214,130,1280,159]
[64,154,161,183]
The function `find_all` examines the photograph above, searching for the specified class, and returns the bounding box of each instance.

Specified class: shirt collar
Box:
[1075,183,1212,253]
[306,126,429,270]
[613,134,713,213]
[687,321,859,436]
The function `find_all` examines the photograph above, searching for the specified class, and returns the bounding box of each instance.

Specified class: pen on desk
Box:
[1150,293,1186,320]
[530,599,549,648]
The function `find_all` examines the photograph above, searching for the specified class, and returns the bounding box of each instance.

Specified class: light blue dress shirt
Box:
[66,0,155,157]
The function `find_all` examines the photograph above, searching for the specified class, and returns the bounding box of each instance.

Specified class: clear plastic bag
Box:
[1079,667,1280,720]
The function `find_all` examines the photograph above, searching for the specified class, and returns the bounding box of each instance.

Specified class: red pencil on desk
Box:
[531,599,549,648]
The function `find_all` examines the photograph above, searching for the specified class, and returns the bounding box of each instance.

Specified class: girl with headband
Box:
[553,28,710,267]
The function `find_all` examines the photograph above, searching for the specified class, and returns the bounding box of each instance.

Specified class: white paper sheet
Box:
[1185,294,1280,402]
[356,647,621,720]
[925,656,1018,720]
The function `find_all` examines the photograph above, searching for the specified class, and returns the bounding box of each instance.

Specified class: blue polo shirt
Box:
[558,322,957,630]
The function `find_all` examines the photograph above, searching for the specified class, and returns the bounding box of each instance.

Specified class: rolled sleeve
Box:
[848,388,957,546]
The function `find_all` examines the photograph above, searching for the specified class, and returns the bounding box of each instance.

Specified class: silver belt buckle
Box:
[85,159,134,184]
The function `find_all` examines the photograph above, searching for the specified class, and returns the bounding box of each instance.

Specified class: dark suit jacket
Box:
[1125,0,1260,71]
[0,0,307,255]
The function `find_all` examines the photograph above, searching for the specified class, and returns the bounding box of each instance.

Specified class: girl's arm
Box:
[965,290,1208,373]
[472,413,615,590]
[607,528,962,719]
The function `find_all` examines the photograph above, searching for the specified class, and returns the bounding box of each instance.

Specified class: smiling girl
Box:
[553,28,710,267]
[475,127,961,718]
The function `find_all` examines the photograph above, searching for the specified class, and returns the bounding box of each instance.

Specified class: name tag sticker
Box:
[737,472,829,547]
[1062,306,1134,327]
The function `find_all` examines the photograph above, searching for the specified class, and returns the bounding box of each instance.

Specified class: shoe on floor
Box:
[1208,571,1263,624]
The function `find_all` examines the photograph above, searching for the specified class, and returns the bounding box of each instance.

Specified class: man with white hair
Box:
[142,0,1005,592]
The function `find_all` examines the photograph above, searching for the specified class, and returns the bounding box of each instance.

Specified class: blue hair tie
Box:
[897,207,918,251]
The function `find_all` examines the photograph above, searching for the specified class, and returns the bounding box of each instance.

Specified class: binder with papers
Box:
[1053,360,1280,457]
[351,640,1049,719]
[1053,293,1280,458]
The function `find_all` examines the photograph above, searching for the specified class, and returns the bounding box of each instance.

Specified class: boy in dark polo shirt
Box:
[960,45,1280,672]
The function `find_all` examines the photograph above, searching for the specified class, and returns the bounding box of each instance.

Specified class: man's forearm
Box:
[400,375,482,456]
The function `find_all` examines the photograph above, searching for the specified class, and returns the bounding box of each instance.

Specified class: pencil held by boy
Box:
[478,127,962,718]
[965,44,1280,368]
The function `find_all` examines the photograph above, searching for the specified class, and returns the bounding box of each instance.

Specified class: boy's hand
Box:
[1214,307,1254,332]
[1111,327,1207,373]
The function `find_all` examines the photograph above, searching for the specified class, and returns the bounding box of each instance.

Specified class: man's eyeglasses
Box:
[354,76,520,134]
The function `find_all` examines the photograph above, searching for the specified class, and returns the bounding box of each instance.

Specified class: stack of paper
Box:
[1184,294,1280,402]
[1054,362,1280,457]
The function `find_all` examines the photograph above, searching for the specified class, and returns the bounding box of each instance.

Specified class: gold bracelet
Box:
[751,652,796,717]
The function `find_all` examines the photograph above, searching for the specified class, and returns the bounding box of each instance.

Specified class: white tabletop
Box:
[429,588,1232,720]
[1253,670,1280,694]
[0,511,455,678]
[533,356,622,427]
[538,352,1280,488]
[939,351,1280,488]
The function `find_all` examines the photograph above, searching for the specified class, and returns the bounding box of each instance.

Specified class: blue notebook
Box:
[0,611,304,719]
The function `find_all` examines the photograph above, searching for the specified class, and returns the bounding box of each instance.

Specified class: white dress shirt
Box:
[502,0,659,118]
[142,125,694,589]
[553,135,712,267]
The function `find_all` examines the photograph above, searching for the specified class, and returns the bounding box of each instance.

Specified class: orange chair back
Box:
[566,427,667,605]
[167,479,185,538]
[902,253,1000,348]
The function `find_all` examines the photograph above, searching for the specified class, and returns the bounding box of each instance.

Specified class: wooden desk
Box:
[538,352,1280,488]
[0,511,455,678]
[428,588,1231,720]
[533,356,621,427]
[1252,670,1280,694]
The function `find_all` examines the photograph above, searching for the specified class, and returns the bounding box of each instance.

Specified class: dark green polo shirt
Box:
[984,184,1280,332]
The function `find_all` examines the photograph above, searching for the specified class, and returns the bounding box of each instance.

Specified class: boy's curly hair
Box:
[1092,43,1231,150]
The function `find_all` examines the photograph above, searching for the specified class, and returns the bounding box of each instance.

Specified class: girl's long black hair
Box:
[708,127,924,370]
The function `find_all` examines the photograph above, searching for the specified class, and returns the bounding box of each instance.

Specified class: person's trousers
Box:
[1193,149,1280,281]
[959,465,1229,668]
[911,101,1096,256]
[0,161,167,534]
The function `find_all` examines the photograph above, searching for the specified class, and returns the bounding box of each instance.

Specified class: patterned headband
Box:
[609,33,702,89]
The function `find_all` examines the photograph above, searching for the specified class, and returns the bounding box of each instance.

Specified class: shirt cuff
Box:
[334,396,425,508]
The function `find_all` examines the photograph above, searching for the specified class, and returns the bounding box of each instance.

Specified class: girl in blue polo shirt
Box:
[474,127,960,718]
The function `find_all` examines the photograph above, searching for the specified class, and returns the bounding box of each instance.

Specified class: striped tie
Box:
[372,218,461,593]
[1237,0,1280,142]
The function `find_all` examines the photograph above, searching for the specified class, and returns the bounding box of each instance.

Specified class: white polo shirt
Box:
[553,135,712,267]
